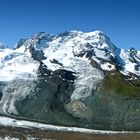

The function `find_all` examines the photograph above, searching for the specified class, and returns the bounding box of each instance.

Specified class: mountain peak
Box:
[31,32,52,39]
[86,30,104,35]
[0,42,8,49]
[1,30,140,77]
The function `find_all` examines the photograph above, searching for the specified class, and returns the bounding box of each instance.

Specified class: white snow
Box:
[15,45,31,56]
[137,51,140,59]
[1,30,140,82]
[119,49,140,76]
[0,116,138,134]
[43,40,104,100]
[0,51,39,114]
[69,57,103,100]
[0,54,39,81]
[0,49,14,63]
[94,48,110,60]
[0,137,19,140]
[100,62,115,71]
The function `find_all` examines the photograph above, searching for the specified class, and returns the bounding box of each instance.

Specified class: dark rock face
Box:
[0,92,2,101]
[15,39,27,49]
[29,46,46,61]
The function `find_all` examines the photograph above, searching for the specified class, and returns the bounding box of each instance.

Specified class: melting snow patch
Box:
[0,137,19,140]
[100,62,115,71]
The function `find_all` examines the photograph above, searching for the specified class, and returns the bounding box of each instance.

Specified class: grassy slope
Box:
[101,71,140,97]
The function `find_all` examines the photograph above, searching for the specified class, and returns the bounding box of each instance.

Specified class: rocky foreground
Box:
[0,115,140,140]
[1,125,140,140]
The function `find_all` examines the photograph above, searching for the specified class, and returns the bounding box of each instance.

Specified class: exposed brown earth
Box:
[1,125,140,140]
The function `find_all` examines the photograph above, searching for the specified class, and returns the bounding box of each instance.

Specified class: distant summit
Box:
[0,42,8,49]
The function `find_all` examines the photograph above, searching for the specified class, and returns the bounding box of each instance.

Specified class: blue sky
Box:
[0,0,140,50]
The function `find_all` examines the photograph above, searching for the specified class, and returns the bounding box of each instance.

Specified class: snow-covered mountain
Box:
[13,30,140,76]
[0,30,140,131]
[1,31,140,80]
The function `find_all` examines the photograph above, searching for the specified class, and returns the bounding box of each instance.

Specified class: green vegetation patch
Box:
[101,71,140,97]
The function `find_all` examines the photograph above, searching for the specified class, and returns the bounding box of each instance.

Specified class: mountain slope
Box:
[0,30,140,131]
